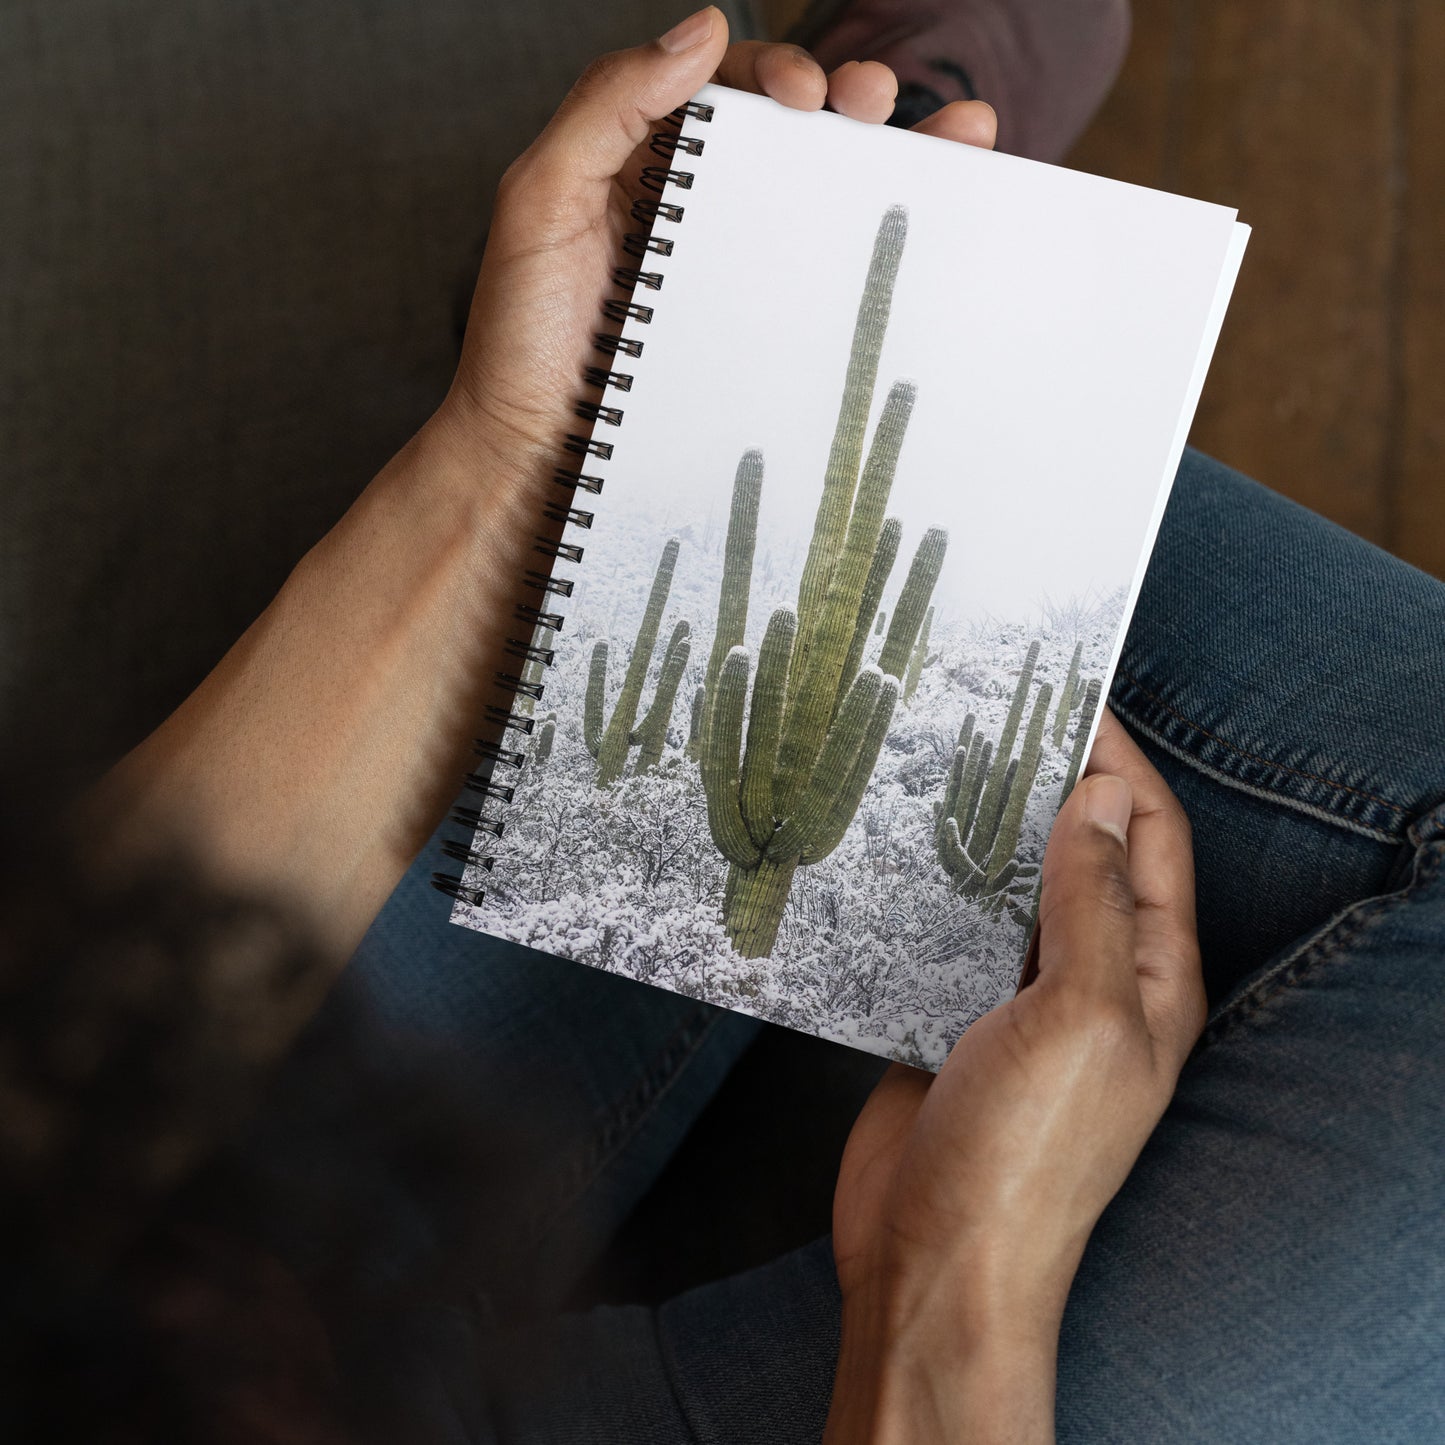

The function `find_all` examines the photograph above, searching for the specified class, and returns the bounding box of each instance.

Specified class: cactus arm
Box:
[936,713,977,845]
[596,538,680,786]
[776,381,916,813]
[701,450,763,724]
[877,527,948,681]
[1061,678,1102,803]
[740,608,796,849]
[1053,641,1082,749]
[632,626,691,773]
[701,647,759,869]
[685,683,705,760]
[956,711,976,755]
[970,639,1040,845]
[984,682,1053,887]
[792,205,909,688]
[937,745,968,846]
[767,667,884,862]
[801,676,899,863]
[973,758,1016,862]
[631,621,690,743]
[583,641,608,759]
[903,605,934,701]
[837,517,901,713]
[939,816,991,892]
[959,736,992,840]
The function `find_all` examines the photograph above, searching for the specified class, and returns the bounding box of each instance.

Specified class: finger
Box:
[714,40,828,110]
[1037,771,1141,1013]
[507,8,728,219]
[1086,711,1205,1063]
[826,60,899,124]
[909,99,998,150]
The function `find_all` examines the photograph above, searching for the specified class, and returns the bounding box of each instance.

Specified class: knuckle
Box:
[1043,852,1135,923]
[496,152,533,202]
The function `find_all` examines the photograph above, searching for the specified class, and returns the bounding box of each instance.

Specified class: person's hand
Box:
[826,710,1206,1443]
[421,5,999,499]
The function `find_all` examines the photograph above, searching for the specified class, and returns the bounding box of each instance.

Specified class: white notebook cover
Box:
[449,83,1249,1070]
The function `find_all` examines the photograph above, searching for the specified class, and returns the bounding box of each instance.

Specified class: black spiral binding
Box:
[432,99,714,907]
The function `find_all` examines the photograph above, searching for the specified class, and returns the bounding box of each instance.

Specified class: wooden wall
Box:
[761,0,1444,576]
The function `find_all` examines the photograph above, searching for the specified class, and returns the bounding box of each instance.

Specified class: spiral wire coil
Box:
[431,99,713,906]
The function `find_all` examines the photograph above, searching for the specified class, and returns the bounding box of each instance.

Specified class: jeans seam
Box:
[1194,836,1445,1052]
[1111,667,1408,844]
[1115,665,1411,818]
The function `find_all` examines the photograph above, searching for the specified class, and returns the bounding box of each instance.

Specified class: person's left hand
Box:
[420,5,998,504]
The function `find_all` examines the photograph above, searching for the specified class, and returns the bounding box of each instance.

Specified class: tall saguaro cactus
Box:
[699,205,948,958]
[1052,641,1083,749]
[584,539,690,786]
[936,664,1054,919]
[696,449,764,746]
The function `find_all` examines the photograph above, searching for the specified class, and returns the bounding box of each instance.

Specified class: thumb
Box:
[1036,772,1141,1012]
[510,8,728,218]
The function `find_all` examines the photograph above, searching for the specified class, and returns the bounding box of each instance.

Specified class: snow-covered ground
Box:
[455,511,1123,1071]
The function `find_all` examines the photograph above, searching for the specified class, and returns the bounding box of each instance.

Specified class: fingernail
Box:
[658,6,714,53]
[1084,775,1131,849]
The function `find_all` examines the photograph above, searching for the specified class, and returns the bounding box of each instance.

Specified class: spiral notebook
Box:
[438,83,1249,1071]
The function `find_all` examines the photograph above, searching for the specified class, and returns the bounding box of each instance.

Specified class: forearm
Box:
[92,408,538,962]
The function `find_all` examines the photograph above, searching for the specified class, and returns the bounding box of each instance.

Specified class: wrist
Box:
[825,1253,1068,1445]
[827,1292,1060,1445]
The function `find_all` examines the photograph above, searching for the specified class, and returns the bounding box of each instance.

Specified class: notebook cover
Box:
[447,82,1248,1070]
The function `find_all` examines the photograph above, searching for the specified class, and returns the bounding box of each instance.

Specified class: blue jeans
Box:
[338,448,1445,1442]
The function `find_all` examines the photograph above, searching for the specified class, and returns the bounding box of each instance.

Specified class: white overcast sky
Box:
[571,83,1242,625]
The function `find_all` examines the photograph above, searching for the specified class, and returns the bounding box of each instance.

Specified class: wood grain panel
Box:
[1170,1,1399,545]
[1397,0,1445,576]
[1066,0,1176,190]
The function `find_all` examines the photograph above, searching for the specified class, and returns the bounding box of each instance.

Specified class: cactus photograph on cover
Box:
[450,201,1135,1070]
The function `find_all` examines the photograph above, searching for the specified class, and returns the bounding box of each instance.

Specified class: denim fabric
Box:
[345,857,762,1320]
[338,447,1444,1441]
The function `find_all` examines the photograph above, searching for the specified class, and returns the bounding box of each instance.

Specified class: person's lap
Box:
[337,446,1445,1440]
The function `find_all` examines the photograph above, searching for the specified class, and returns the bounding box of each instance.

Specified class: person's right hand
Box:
[420,5,998,506]
[827,711,1206,1443]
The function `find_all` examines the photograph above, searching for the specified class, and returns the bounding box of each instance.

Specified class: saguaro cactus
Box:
[936,667,1054,919]
[584,539,690,786]
[874,609,886,636]
[1060,677,1102,804]
[699,205,948,957]
[632,622,691,774]
[1052,641,1083,749]
[903,604,934,701]
[970,641,1040,849]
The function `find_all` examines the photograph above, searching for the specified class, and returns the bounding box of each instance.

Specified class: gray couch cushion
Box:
[2,0,749,789]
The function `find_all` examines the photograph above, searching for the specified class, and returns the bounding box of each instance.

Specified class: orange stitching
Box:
[1115,667,1407,816]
